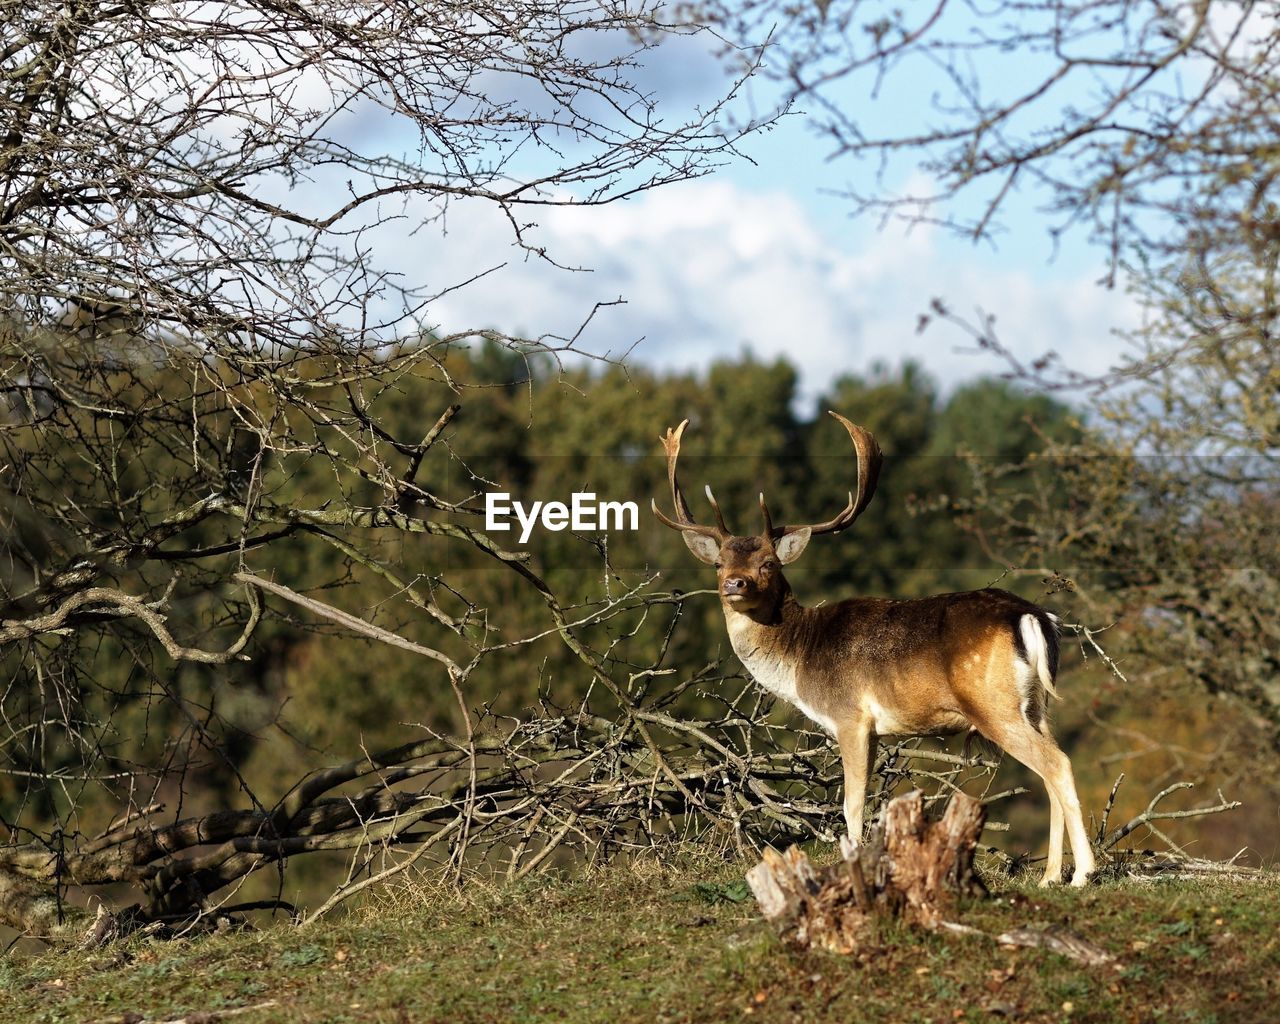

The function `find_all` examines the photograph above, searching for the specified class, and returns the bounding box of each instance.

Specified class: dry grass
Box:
[2,843,1277,1024]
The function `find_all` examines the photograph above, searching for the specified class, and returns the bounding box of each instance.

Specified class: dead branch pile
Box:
[0,678,1016,943]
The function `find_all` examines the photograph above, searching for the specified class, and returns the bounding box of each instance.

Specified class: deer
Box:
[652,412,1096,886]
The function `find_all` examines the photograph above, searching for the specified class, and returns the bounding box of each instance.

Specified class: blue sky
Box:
[318,15,1143,410]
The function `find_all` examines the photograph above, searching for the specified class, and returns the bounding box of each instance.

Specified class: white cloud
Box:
[398,179,1139,403]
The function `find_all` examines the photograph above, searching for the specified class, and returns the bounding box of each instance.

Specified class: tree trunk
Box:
[746,790,987,953]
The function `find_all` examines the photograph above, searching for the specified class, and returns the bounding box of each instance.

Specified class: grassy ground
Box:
[1,851,1276,1024]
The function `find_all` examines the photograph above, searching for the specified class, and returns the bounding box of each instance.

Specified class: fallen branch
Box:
[1103,780,1242,851]
[995,925,1116,967]
[934,920,1118,968]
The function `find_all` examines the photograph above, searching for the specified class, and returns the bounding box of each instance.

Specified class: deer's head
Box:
[652,412,883,615]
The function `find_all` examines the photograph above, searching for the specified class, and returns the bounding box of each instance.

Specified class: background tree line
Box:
[5,319,1272,924]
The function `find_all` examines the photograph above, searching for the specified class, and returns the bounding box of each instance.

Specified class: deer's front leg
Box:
[836,720,877,847]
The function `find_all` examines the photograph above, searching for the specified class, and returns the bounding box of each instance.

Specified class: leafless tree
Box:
[703,1,1270,271]
[693,0,1279,749]
[0,0,794,939]
[4,0,764,335]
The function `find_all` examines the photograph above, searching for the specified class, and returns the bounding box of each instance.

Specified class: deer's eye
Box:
[761,560,778,572]
[713,562,723,570]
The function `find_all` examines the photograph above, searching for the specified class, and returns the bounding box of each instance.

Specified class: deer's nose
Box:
[722,576,748,595]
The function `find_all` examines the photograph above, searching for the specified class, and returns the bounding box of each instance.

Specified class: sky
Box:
[328,14,1147,409]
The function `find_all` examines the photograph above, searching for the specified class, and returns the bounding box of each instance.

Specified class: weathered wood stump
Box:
[746,790,987,953]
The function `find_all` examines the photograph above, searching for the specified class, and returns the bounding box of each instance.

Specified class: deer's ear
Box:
[774,528,812,564]
[682,533,720,565]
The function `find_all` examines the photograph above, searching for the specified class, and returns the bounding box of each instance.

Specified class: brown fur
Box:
[715,546,1044,734]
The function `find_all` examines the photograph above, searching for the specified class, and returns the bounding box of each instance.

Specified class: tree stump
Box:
[746,790,987,953]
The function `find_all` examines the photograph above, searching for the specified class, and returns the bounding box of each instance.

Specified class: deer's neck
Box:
[721,587,839,733]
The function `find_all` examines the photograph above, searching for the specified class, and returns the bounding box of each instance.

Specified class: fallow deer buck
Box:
[652,413,1096,886]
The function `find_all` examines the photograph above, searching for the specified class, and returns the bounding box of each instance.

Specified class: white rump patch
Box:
[1017,613,1061,732]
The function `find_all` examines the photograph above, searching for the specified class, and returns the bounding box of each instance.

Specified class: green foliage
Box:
[0,326,1076,845]
[684,879,753,905]
[799,363,1078,598]
[277,944,327,968]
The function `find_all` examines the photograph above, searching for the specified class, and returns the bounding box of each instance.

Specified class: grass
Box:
[1,850,1277,1024]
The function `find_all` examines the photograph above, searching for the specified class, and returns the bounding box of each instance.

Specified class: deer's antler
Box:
[759,411,882,539]
[650,419,730,541]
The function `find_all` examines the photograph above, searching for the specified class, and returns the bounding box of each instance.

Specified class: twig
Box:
[1104,782,1241,851]
[1097,772,1125,842]
[234,571,461,672]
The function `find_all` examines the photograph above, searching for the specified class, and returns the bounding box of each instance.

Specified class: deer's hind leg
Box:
[974,713,1095,886]
[1044,782,1066,885]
